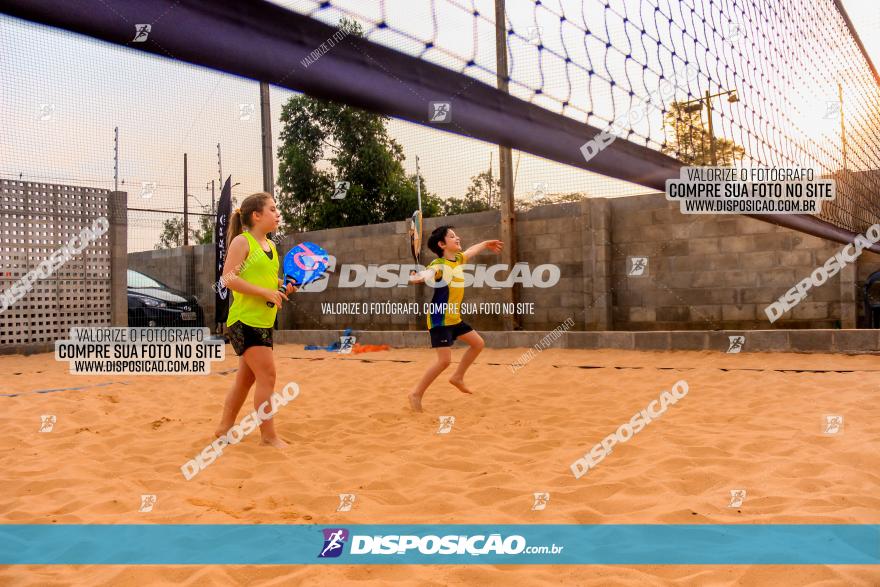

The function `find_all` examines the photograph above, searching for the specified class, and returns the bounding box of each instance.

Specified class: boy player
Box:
[407,225,503,412]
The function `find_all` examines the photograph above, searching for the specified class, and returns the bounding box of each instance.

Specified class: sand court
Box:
[5,0,880,582]
[1,345,879,585]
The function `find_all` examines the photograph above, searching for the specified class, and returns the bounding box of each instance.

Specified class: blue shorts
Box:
[429,322,473,348]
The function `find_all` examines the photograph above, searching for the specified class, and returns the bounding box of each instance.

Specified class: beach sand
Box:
[1,345,879,585]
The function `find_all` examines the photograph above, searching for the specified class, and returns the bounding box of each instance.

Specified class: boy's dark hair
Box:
[427,225,454,257]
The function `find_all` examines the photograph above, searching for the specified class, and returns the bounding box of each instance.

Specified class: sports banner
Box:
[214,176,232,325]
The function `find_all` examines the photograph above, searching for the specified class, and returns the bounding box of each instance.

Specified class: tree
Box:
[440,170,499,215]
[190,206,215,245]
[516,191,587,212]
[156,217,184,249]
[275,19,442,232]
[466,169,501,209]
[661,101,745,165]
[155,205,216,249]
[275,94,442,231]
[399,171,442,223]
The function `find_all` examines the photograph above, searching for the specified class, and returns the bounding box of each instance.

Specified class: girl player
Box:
[407,225,503,412]
[215,192,294,447]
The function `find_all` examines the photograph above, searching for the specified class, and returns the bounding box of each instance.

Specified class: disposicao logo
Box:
[319,528,349,558]
[315,529,563,558]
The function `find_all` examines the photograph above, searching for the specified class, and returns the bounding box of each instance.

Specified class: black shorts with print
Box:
[429,321,473,348]
[227,321,273,356]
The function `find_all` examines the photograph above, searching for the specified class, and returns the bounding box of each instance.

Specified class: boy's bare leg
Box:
[448,331,484,395]
[215,357,255,438]
[243,346,287,448]
[409,347,452,412]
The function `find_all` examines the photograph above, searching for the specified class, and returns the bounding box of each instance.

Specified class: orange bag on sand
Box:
[352,343,391,354]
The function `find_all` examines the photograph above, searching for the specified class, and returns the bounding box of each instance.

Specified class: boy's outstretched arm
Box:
[408,268,436,285]
[463,240,503,259]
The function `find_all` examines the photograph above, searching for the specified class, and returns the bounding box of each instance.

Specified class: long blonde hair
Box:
[226,192,273,249]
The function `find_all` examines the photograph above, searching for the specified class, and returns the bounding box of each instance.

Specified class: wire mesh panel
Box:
[0,181,111,347]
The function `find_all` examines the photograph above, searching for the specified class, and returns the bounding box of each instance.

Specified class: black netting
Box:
[284,0,880,233]
[2,0,879,235]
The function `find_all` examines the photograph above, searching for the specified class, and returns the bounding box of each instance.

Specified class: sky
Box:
[1,0,878,251]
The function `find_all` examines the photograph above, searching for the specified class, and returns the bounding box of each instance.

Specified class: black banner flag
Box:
[214,176,232,326]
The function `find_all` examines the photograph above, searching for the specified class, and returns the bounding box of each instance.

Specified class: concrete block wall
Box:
[856,256,880,327]
[125,193,880,333]
[609,193,856,330]
[508,202,587,330]
[273,204,590,332]
[276,209,509,332]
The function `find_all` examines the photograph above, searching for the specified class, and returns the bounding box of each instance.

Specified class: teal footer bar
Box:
[2,524,878,565]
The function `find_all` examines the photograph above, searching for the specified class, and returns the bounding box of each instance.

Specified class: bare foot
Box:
[260,437,288,448]
[448,376,473,395]
[408,392,423,412]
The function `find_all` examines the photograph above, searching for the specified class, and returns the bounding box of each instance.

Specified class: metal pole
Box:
[494,0,519,330]
[706,90,717,166]
[209,179,216,243]
[113,127,118,192]
[838,82,848,171]
[183,153,189,246]
[415,155,422,212]
[260,81,274,192]
[488,151,493,208]
[217,143,223,187]
[688,122,694,162]
[413,155,425,328]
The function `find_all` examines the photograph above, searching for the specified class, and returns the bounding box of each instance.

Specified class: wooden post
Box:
[183,153,189,246]
[494,0,520,330]
[260,81,274,191]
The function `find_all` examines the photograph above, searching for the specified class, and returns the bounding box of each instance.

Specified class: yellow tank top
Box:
[226,231,279,328]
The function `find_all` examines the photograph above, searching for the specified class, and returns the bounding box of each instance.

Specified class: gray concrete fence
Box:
[129,192,880,334]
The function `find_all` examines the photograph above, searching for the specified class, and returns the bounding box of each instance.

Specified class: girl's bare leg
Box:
[243,345,287,447]
[215,356,255,438]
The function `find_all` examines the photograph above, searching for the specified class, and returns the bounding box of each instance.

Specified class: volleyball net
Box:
[285,0,880,234]
[2,0,879,237]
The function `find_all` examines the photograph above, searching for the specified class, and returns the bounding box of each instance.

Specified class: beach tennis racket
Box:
[409,209,423,264]
[266,241,331,307]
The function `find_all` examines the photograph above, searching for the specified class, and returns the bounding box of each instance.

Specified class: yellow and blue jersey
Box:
[426,252,467,329]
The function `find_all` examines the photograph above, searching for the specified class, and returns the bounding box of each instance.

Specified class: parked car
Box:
[128,269,205,327]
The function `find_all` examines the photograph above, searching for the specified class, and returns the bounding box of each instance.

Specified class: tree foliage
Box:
[275,20,442,231]
[516,191,587,212]
[156,217,184,249]
[275,94,444,231]
[440,170,499,215]
[661,101,745,165]
[154,205,215,249]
